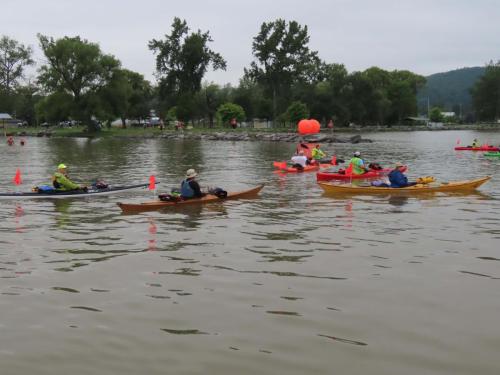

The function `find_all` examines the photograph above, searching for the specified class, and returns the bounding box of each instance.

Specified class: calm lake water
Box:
[1,130,499,375]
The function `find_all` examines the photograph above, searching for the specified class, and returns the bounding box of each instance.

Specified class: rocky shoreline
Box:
[151,132,372,143]
[14,131,372,144]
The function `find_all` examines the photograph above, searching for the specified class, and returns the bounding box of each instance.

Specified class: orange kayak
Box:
[118,185,264,213]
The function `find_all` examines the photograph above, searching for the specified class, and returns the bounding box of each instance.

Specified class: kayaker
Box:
[349,151,369,175]
[471,139,480,147]
[291,150,308,171]
[53,164,86,191]
[311,144,327,163]
[181,169,206,199]
[388,162,416,188]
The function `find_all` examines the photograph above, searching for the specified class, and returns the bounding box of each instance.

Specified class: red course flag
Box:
[13,169,22,185]
[456,139,460,145]
[149,175,156,190]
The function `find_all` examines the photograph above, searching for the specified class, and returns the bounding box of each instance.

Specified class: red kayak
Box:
[454,146,500,151]
[273,161,331,173]
[316,168,391,181]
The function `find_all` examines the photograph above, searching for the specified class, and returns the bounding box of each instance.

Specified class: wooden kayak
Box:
[454,146,499,151]
[117,185,264,213]
[318,176,491,195]
[0,183,150,199]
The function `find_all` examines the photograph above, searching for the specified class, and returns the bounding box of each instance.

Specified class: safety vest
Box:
[181,179,195,198]
[349,157,365,175]
[312,148,325,160]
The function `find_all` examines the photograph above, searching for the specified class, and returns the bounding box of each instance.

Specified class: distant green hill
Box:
[417,67,485,117]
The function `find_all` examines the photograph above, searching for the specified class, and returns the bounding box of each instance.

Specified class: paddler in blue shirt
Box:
[388,162,416,188]
[53,164,86,191]
[180,169,206,199]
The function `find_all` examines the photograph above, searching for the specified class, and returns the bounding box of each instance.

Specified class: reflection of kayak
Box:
[484,152,500,157]
[0,183,150,199]
[454,146,499,151]
[273,161,330,173]
[317,167,394,181]
[118,185,264,213]
[318,176,491,195]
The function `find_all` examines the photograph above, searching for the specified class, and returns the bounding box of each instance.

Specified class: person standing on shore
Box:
[230,118,237,129]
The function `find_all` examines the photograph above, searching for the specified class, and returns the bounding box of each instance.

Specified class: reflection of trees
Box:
[45,138,144,182]
[155,139,205,178]
[52,199,72,228]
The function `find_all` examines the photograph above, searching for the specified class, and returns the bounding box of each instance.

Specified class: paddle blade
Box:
[456,139,460,145]
[13,168,22,185]
[149,175,156,190]
[331,155,337,165]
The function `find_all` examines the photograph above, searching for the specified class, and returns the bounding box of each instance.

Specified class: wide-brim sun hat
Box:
[58,163,67,169]
[354,151,361,156]
[185,169,197,178]
[394,162,404,168]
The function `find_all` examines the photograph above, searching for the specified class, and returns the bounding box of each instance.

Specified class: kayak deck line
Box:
[117,185,264,213]
[0,183,150,199]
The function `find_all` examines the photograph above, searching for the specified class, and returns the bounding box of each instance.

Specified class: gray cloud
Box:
[3,0,499,85]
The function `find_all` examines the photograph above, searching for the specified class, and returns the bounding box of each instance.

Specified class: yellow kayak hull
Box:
[318,176,491,195]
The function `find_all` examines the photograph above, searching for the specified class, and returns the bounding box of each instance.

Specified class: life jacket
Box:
[349,157,365,175]
[181,179,195,198]
[53,172,63,189]
[311,147,325,160]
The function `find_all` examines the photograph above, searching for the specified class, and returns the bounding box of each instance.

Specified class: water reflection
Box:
[14,204,24,233]
[1,134,500,375]
[52,199,72,228]
[387,195,409,207]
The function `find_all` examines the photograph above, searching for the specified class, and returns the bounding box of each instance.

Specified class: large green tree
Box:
[0,35,34,94]
[97,69,152,127]
[37,34,121,130]
[246,19,321,119]
[149,17,226,120]
[471,61,500,121]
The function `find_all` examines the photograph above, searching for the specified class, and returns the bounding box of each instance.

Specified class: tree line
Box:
[1,18,498,132]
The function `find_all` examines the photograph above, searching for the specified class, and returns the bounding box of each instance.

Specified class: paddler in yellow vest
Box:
[311,144,327,164]
[349,151,369,175]
[53,164,86,191]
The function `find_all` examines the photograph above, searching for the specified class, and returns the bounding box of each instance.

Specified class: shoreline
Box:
[3,123,499,142]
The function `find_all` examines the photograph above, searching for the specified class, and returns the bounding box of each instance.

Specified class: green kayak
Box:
[484,152,500,158]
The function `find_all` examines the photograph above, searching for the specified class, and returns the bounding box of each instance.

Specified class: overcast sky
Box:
[3,0,499,85]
